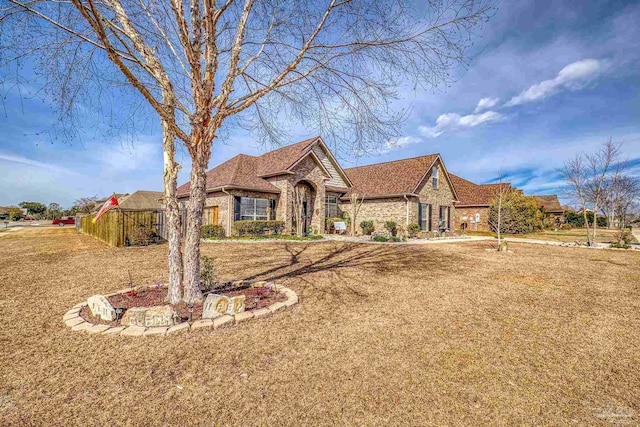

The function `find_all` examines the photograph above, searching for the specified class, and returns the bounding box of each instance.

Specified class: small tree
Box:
[349,193,364,237]
[489,192,542,235]
[19,201,47,217]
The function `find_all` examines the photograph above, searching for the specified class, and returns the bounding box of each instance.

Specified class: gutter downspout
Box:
[221,187,232,237]
[403,194,410,228]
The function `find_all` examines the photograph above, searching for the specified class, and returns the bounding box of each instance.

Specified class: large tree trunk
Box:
[162,118,183,305]
[182,149,208,304]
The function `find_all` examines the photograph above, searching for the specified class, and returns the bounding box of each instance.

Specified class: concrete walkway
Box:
[631,227,640,242]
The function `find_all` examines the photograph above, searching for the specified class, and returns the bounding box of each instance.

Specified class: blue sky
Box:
[1,0,639,208]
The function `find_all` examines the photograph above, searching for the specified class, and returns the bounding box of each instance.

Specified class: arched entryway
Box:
[292,180,316,236]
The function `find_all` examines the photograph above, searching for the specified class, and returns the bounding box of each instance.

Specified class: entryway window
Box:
[325,195,338,218]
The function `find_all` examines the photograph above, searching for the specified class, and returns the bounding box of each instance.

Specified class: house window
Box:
[235,197,269,221]
[325,195,338,218]
[438,206,450,230]
[432,166,438,189]
[418,203,432,231]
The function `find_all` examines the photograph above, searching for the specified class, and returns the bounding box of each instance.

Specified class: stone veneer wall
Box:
[410,160,457,231]
[267,154,328,234]
[340,197,407,232]
[454,206,491,232]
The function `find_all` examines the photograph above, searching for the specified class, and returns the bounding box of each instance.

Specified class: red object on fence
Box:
[94,194,119,222]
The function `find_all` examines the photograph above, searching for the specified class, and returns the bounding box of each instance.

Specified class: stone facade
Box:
[341,160,457,233]
[454,206,491,232]
[341,197,408,232]
[410,160,457,232]
[201,154,330,235]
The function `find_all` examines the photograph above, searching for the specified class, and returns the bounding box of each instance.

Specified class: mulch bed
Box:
[79,285,287,326]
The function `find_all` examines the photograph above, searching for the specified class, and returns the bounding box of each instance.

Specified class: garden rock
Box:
[87,295,116,321]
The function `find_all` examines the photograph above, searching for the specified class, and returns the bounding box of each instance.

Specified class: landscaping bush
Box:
[128,225,154,246]
[384,220,398,236]
[565,211,607,228]
[611,230,633,249]
[407,223,421,238]
[200,255,219,291]
[373,235,402,242]
[360,220,375,235]
[489,192,544,234]
[233,220,284,236]
[201,224,226,239]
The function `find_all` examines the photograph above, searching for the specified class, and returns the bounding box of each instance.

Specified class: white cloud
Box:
[505,59,605,107]
[474,97,500,113]
[419,111,503,138]
[0,153,79,175]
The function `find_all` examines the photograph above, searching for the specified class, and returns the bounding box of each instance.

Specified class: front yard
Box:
[467,227,637,244]
[1,228,638,425]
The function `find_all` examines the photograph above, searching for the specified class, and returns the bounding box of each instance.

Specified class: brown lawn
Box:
[467,227,637,244]
[1,228,639,426]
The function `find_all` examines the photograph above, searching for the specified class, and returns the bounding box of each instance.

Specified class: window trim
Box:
[235,196,271,221]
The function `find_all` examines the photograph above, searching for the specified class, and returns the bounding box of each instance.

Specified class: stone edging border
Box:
[62,283,298,337]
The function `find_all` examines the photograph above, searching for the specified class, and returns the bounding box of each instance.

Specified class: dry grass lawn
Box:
[1,228,639,426]
[466,227,637,244]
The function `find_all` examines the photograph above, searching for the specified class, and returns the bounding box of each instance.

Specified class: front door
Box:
[302,201,308,234]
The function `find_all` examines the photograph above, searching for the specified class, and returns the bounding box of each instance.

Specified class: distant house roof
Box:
[176,136,351,197]
[343,154,458,199]
[534,195,564,213]
[118,190,164,210]
[449,174,511,207]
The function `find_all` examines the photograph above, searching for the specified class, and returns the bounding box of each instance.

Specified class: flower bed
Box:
[63,281,298,337]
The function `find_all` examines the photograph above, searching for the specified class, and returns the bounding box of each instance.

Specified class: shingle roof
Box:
[176,154,281,196]
[534,195,564,213]
[255,137,318,176]
[449,174,511,207]
[118,190,164,210]
[343,154,440,197]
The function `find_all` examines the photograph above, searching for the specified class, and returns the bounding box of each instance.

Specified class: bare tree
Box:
[486,174,511,251]
[600,168,640,230]
[585,139,620,246]
[1,0,496,303]
[562,154,593,245]
[292,184,306,237]
[349,193,364,237]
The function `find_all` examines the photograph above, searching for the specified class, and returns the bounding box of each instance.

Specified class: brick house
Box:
[449,174,512,232]
[534,195,565,225]
[176,136,460,235]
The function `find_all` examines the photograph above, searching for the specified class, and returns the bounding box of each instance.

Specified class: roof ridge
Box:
[344,153,440,171]
[255,136,319,159]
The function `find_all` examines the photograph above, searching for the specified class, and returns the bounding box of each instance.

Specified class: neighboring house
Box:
[176,136,460,235]
[534,195,565,225]
[117,190,164,211]
[449,174,512,232]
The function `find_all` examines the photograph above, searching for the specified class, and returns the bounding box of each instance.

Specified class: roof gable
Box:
[344,154,442,197]
[535,195,564,212]
[413,156,460,201]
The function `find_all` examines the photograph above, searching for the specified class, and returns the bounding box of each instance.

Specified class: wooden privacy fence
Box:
[78,209,183,247]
